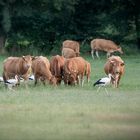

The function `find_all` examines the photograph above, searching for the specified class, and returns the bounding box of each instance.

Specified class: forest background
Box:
[0,0,140,55]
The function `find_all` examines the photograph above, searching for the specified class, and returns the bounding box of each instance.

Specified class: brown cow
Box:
[62,40,80,56]
[62,48,76,59]
[3,55,33,83]
[104,55,125,88]
[63,57,87,86]
[32,56,56,85]
[50,55,65,84]
[91,39,123,59]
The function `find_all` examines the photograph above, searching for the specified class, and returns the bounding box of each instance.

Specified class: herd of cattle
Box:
[1,38,125,89]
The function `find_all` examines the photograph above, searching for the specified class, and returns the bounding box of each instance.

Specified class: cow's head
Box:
[49,76,57,86]
[110,60,125,79]
[63,71,77,85]
[117,47,123,54]
[76,52,80,57]
[22,55,34,69]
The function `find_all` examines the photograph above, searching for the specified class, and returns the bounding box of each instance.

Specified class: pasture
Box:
[0,55,140,140]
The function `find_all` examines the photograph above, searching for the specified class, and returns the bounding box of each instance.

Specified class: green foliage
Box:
[0,0,140,54]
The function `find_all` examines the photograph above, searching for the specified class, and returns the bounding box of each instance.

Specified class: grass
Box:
[0,54,140,140]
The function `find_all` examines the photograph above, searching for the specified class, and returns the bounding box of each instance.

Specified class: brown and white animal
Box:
[104,56,125,88]
[91,39,123,59]
[32,56,57,85]
[85,61,91,83]
[50,55,65,84]
[62,48,76,59]
[63,57,87,86]
[3,55,33,84]
[62,40,80,56]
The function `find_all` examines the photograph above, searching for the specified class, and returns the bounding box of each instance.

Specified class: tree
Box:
[0,0,11,53]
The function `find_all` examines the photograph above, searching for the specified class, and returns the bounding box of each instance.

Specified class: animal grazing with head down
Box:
[50,55,65,85]
[63,57,88,86]
[91,38,123,59]
[104,55,125,88]
[62,40,80,57]
[3,55,33,84]
[32,56,57,86]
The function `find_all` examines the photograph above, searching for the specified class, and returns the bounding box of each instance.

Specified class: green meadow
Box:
[0,55,140,140]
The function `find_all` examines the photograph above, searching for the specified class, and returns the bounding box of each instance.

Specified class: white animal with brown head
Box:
[62,40,80,57]
[104,56,125,88]
[91,39,123,59]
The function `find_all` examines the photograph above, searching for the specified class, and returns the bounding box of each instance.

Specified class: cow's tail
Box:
[64,60,69,74]
[54,56,61,77]
[85,62,91,83]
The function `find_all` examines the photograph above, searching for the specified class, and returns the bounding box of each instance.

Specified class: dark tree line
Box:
[0,0,140,55]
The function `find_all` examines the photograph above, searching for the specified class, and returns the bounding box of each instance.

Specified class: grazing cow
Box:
[91,39,123,59]
[85,61,91,83]
[50,55,65,84]
[63,57,87,86]
[62,48,76,59]
[3,55,33,84]
[104,56,125,88]
[62,40,80,56]
[32,56,56,85]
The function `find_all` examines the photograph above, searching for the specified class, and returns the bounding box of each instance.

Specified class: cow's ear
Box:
[31,56,36,60]
[121,62,125,66]
[22,56,25,61]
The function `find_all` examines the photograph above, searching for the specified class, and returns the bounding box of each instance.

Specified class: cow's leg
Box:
[17,75,21,85]
[81,79,84,87]
[34,75,38,85]
[42,80,46,85]
[91,49,95,59]
[116,76,121,88]
[114,79,118,88]
[77,75,80,85]
[107,52,111,58]
[81,74,84,87]
[96,51,100,59]
[87,70,90,83]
